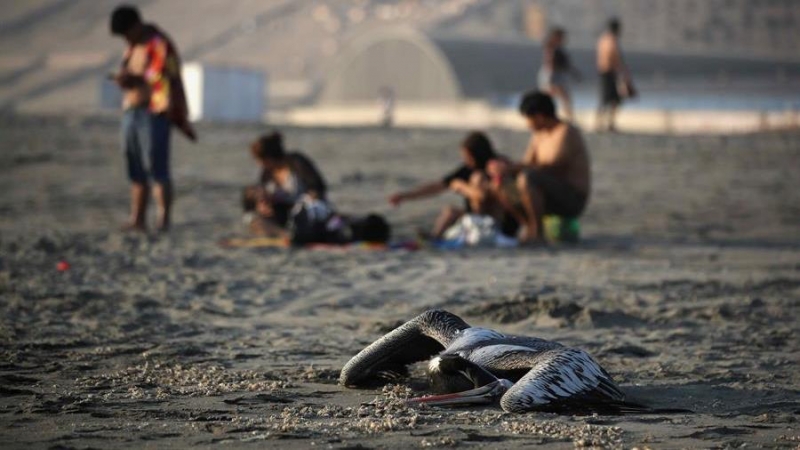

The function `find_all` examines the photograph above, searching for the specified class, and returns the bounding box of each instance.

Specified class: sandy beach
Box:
[1,114,799,449]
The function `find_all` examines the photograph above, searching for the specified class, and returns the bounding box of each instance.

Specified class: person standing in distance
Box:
[596,18,635,132]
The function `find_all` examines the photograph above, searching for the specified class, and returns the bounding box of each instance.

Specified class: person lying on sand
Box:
[243,131,327,237]
[388,131,519,240]
[242,190,390,246]
[487,91,590,244]
[289,196,391,246]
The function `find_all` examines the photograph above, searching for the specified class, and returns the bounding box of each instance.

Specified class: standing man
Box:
[595,18,634,132]
[110,5,196,232]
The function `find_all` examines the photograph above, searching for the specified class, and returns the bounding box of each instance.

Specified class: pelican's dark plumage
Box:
[340,309,665,414]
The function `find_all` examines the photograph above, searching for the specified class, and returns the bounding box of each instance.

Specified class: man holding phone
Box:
[109,5,195,232]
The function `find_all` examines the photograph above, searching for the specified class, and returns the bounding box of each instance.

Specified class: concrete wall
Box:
[320,28,460,104]
[276,102,800,135]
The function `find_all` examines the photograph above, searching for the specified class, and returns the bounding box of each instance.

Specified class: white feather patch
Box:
[428,356,442,373]
[447,327,506,352]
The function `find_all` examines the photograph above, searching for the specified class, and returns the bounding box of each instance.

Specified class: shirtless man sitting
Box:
[490,91,590,243]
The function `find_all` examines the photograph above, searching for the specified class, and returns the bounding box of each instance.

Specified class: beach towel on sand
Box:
[217,237,395,251]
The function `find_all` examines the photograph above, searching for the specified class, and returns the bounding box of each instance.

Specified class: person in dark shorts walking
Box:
[595,18,634,132]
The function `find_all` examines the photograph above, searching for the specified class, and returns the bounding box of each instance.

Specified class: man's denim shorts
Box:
[121,107,171,183]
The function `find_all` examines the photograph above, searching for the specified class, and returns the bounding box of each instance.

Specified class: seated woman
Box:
[243,131,327,237]
[388,131,519,240]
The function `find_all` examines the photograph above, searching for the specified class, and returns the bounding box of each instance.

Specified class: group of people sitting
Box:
[242,90,590,247]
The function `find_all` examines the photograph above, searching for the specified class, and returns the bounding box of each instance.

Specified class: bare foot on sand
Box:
[120,222,147,233]
[518,225,546,247]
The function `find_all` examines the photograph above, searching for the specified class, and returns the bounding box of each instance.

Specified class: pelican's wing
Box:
[461,341,563,382]
[339,310,470,387]
[499,348,628,414]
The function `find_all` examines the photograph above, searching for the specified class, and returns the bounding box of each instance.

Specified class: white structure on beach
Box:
[181,63,265,123]
[100,63,266,123]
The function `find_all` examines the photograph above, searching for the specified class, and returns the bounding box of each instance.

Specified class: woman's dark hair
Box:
[518,91,556,119]
[461,131,496,171]
[545,27,565,49]
[251,131,285,161]
[110,5,141,35]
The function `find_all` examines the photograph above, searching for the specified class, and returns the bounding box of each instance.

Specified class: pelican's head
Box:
[410,355,513,407]
[427,354,498,393]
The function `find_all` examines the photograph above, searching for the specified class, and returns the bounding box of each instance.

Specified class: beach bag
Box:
[443,214,498,247]
[618,78,637,100]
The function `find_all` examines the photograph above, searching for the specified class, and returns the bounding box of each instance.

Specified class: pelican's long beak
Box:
[407,380,511,407]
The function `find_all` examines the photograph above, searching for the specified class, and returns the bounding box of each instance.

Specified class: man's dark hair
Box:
[608,17,621,34]
[110,5,141,35]
[550,27,565,39]
[251,131,285,161]
[461,131,496,171]
[518,91,556,119]
[350,214,391,243]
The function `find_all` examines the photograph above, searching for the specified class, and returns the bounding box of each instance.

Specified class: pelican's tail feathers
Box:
[534,398,693,415]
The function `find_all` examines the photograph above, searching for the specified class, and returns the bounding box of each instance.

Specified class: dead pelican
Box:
[340,309,678,414]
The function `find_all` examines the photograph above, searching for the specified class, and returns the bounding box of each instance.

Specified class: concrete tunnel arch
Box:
[319,27,464,104]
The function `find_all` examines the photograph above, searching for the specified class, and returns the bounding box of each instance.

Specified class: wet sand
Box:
[1,115,799,448]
